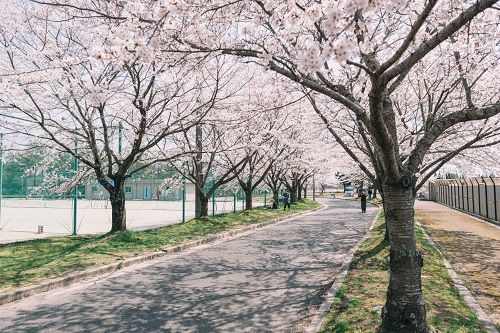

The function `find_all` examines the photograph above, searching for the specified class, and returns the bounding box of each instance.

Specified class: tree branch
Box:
[383,0,498,82]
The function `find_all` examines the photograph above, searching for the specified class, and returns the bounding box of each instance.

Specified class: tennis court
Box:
[0,197,263,243]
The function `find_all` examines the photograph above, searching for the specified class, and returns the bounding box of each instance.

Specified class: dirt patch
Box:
[415,200,500,328]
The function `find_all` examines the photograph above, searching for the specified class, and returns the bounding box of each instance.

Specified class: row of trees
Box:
[1,1,499,332]
[0,2,336,231]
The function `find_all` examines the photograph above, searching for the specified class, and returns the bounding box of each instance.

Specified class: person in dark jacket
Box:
[360,190,367,213]
[282,189,290,211]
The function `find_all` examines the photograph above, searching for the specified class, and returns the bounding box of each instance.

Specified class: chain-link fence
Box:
[0,169,266,243]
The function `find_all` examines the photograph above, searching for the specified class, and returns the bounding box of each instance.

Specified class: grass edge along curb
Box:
[417,221,499,333]
[315,214,489,333]
[0,201,322,306]
[306,203,382,333]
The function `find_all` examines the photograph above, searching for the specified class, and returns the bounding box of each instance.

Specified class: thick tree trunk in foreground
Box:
[110,181,127,232]
[381,184,427,333]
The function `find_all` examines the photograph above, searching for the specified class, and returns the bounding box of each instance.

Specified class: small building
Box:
[84,178,196,201]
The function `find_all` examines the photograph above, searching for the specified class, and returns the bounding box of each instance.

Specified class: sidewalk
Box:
[414,200,500,330]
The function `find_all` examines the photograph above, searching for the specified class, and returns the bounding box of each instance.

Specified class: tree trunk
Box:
[196,186,209,217]
[381,189,389,242]
[290,179,298,203]
[381,184,427,333]
[195,190,202,218]
[199,195,209,216]
[244,187,253,210]
[110,180,127,232]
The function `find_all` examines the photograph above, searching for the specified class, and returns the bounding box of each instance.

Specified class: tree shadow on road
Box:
[0,199,378,333]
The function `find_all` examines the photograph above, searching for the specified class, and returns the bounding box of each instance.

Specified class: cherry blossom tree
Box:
[173,1,498,331]
[4,0,500,331]
[229,77,305,210]
[0,2,232,232]
[169,91,249,217]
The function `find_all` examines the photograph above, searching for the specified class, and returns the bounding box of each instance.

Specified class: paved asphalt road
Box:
[0,198,378,333]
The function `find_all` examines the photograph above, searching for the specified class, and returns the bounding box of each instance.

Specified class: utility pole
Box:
[73,139,78,235]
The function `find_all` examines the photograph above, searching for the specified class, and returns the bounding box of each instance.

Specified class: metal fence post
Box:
[454,180,459,208]
[233,192,236,214]
[482,177,489,219]
[182,177,186,223]
[474,178,481,216]
[446,181,453,206]
[451,180,456,207]
[460,179,465,210]
[470,179,475,215]
[464,179,470,211]
[0,133,3,224]
[73,140,78,235]
[491,177,498,221]
[212,179,215,217]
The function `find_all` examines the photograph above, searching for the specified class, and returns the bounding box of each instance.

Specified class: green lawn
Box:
[318,212,487,333]
[0,199,320,293]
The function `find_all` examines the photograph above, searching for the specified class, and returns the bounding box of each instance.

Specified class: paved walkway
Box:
[414,200,500,330]
[0,198,378,333]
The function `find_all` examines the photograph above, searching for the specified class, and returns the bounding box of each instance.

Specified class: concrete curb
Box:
[417,221,499,333]
[0,204,323,306]
[306,202,382,333]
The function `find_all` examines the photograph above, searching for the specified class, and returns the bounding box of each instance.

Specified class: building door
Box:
[143,187,151,200]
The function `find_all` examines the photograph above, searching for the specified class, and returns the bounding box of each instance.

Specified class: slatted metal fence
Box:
[429,178,499,223]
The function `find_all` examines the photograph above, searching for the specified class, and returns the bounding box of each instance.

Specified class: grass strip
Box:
[0,199,320,293]
[318,212,487,333]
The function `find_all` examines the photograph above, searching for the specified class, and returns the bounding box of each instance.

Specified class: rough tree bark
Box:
[381,183,427,332]
[244,186,253,210]
[196,186,210,217]
[108,178,127,232]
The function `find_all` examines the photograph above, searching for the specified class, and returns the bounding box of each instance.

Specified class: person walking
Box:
[367,187,373,201]
[360,190,367,213]
[282,189,291,211]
